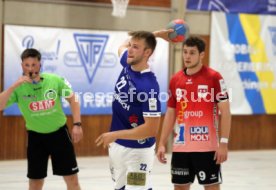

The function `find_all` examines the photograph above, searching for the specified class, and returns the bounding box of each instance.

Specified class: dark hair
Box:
[21,48,41,61]
[183,36,205,53]
[128,31,157,53]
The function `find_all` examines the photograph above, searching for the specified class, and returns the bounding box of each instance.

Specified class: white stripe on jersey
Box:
[143,112,161,117]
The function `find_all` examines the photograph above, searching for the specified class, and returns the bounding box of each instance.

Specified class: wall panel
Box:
[1,112,276,160]
[0,114,165,159]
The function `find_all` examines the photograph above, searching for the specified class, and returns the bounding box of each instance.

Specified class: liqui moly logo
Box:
[29,100,55,111]
[190,126,209,141]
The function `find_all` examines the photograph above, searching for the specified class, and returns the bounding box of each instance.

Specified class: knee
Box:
[64,174,80,187]
[174,184,190,190]
[29,179,44,190]
[204,184,220,190]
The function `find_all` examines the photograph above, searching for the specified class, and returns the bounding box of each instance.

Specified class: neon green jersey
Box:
[6,73,73,133]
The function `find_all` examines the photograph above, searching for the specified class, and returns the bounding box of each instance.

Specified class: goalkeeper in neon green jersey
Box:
[0,48,83,190]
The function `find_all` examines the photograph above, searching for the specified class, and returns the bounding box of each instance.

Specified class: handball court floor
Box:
[0,150,275,190]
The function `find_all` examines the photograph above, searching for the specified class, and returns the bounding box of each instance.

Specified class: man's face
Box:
[21,57,41,79]
[182,45,204,69]
[127,38,150,66]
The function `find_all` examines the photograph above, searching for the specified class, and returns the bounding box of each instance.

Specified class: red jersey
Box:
[168,66,228,152]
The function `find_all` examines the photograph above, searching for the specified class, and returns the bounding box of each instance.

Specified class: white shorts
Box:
[108,142,155,190]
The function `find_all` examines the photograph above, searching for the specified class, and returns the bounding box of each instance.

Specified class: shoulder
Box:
[139,72,160,91]
[145,71,159,84]
[191,66,222,82]
[41,73,72,87]
[204,66,222,78]
[41,73,67,81]
[41,73,60,79]
[173,70,184,77]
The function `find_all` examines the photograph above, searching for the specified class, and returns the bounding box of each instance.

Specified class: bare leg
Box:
[174,184,191,190]
[204,184,220,190]
[29,179,44,190]
[63,174,81,190]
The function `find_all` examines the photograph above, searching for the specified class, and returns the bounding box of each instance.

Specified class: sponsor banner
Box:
[4,25,169,115]
[187,0,276,15]
[210,12,276,114]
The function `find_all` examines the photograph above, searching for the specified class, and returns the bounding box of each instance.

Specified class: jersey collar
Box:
[141,68,151,73]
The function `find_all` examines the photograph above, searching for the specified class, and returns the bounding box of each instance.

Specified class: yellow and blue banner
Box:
[210,12,276,114]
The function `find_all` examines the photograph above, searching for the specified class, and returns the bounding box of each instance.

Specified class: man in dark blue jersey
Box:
[96,30,171,190]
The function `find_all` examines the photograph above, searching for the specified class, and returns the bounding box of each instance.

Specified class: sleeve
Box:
[167,76,176,108]
[58,76,73,98]
[6,91,18,108]
[119,49,128,67]
[214,72,229,102]
[142,82,161,117]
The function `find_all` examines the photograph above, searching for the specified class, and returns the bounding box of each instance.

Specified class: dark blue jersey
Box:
[110,49,161,148]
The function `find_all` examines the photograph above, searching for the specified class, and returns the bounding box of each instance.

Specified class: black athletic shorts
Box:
[171,152,222,185]
[27,125,79,179]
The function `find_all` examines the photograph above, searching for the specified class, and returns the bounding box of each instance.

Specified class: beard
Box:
[127,56,143,66]
[128,61,139,66]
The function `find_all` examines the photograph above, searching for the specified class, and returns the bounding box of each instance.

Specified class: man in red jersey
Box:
[157,36,231,190]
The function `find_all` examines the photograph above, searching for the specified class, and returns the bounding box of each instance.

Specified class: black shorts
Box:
[27,125,79,179]
[171,152,222,185]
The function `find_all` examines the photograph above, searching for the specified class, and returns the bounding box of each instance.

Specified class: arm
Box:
[95,116,160,148]
[65,93,83,143]
[153,29,174,42]
[214,100,231,164]
[0,76,32,110]
[156,107,176,164]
